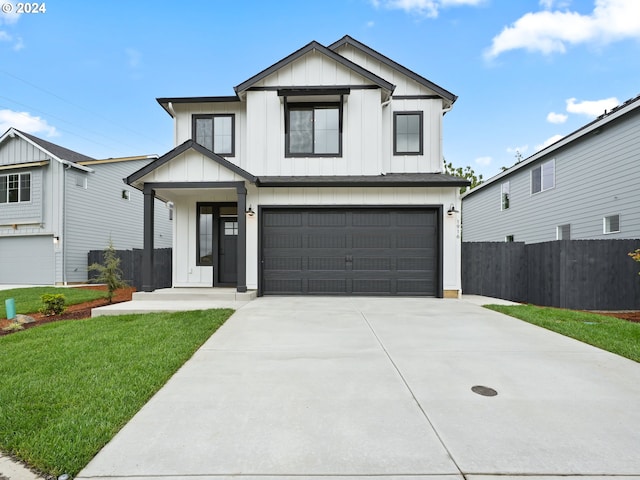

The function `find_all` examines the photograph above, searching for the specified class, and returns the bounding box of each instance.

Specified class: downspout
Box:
[62,163,71,286]
[167,102,177,145]
[441,103,454,172]
[381,99,392,174]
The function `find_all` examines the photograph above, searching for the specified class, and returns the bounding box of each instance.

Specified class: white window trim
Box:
[0,172,32,204]
[557,224,571,240]
[531,159,555,195]
[501,181,510,211]
[603,214,620,234]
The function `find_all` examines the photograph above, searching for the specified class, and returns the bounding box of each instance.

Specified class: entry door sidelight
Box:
[218,217,238,284]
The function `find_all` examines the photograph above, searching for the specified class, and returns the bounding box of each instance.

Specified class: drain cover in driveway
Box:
[471,385,498,396]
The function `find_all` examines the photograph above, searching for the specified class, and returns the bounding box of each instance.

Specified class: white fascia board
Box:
[4,128,94,173]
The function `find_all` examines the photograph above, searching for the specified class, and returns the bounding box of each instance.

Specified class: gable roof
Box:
[329,35,457,105]
[126,139,258,186]
[234,40,395,97]
[0,128,94,172]
[463,92,640,198]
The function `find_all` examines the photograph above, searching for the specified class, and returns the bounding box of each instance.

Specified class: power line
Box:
[0,69,165,145]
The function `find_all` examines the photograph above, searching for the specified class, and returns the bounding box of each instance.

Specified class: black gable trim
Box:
[126,140,257,185]
[329,35,457,104]
[234,40,394,94]
[278,87,351,96]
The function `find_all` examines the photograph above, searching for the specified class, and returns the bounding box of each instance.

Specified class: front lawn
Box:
[485,304,640,362]
[1,287,106,318]
[0,309,233,477]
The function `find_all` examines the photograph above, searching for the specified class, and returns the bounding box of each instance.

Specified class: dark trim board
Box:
[258,205,444,298]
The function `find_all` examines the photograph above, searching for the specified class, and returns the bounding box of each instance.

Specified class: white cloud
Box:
[539,0,572,9]
[0,110,58,137]
[371,0,484,18]
[366,20,375,27]
[506,145,529,155]
[475,156,492,166]
[125,48,141,68]
[566,96,619,117]
[485,0,640,59]
[0,9,20,25]
[1,8,23,51]
[547,111,568,123]
[536,134,564,151]
[12,36,23,51]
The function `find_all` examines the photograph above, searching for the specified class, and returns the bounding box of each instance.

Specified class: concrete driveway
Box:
[77,297,640,480]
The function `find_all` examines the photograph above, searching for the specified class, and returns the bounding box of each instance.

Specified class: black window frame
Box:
[284,101,343,158]
[0,172,31,204]
[196,203,215,266]
[393,111,423,156]
[192,114,235,157]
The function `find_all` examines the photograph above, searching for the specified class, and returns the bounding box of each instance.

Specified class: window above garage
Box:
[0,172,31,204]
[280,87,347,158]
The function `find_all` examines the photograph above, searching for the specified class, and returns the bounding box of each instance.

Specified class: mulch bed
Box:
[586,310,640,323]
[0,286,135,336]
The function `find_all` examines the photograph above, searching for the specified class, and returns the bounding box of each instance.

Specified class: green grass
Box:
[485,304,640,362]
[0,309,233,476]
[1,287,107,318]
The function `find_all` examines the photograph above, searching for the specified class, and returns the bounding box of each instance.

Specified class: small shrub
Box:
[629,248,640,275]
[2,321,24,332]
[88,240,127,303]
[39,293,66,316]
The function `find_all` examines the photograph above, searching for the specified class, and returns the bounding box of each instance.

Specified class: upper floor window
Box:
[501,181,510,210]
[394,111,423,155]
[193,114,235,156]
[531,159,555,194]
[285,103,341,157]
[0,172,30,204]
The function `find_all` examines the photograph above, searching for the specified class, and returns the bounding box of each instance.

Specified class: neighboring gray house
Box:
[0,128,172,285]
[462,93,640,243]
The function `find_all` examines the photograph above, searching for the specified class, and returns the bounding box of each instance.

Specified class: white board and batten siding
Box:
[463,108,640,243]
[169,49,446,179]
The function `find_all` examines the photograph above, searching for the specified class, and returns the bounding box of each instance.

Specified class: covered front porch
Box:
[141,181,250,293]
[124,140,259,293]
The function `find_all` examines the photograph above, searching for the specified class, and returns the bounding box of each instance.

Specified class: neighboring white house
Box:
[126,36,468,297]
[462,93,640,243]
[0,128,172,285]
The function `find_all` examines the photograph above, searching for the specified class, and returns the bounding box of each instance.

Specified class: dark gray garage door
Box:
[261,208,439,296]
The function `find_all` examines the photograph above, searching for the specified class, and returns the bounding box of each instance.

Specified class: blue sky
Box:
[1,0,639,180]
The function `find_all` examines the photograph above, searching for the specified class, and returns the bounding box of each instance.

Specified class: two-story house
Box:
[462,93,640,243]
[0,128,172,285]
[126,36,468,297]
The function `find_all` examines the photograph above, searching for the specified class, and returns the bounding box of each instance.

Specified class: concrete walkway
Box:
[75,296,640,480]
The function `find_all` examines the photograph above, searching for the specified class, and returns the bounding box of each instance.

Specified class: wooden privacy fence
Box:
[462,240,640,310]
[88,248,172,292]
